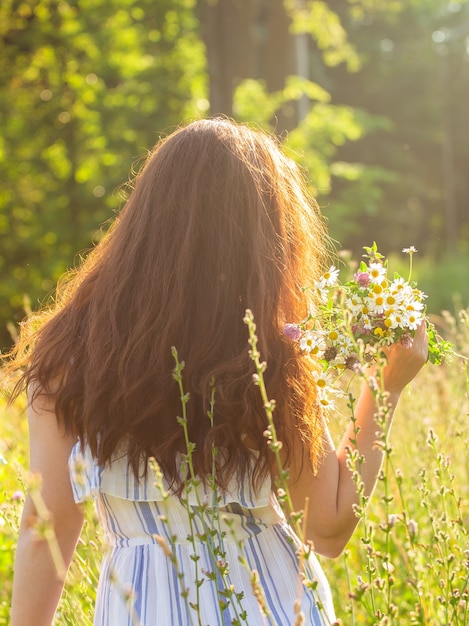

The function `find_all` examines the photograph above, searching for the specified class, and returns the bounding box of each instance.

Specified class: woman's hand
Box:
[381,321,429,396]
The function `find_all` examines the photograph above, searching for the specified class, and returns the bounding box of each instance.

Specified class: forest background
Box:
[1,0,469,352]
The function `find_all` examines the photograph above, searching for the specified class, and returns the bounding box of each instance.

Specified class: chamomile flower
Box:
[405,299,425,312]
[299,331,322,355]
[365,292,386,315]
[312,369,334,390]
[403,310,423,330]
[317,266,340,288]
[387,310,405,329]
[346,294,365,315]
[368,262,387,284]
[318,392,336,412]
[313,283,330,304]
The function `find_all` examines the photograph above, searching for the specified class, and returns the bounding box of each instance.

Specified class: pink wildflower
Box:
[355,271,371,288]
[12,490,24,501]
[283,323,302,342]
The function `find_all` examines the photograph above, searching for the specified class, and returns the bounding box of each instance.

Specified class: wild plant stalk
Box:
[149,458,198,626]
[171,347,249,625]
[373,391,397,621]
[243,309,333,626]
[421,429,469,625]
[340,341,469,625]
[344,391,376,622]
[107,566,143,626]
[387,459,429,623]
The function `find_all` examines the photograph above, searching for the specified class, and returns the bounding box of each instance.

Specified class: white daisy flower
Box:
[368,262,387,284]
[337,335,354,354]
[312,369,334,391]
[402,310,423,330]
[346,294,364,315]
[387,311,405,329]
[366,292,386,315]
[318,265,340,288]
[299,330,322,354]
[313,283,330,304]
[405,299,425,312]
[361,314,373,330]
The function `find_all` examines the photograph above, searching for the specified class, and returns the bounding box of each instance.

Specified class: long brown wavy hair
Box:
[6,118,330,491]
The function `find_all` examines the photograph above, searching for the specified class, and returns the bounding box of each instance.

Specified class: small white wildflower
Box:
[299,331,322,355]
[402,310,423,330]
[405,299,425,312]
[346,294,364,315]
[313,283,329,304]
[407,519,418,537]
[318,396,335,411]
[402,246,417,254]
[320,265,340,287]
[368,262,387,284]
[365,292,385,315]
[387,311,405,329]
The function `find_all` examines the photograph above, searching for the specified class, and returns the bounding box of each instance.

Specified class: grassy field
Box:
[1,309,468,625]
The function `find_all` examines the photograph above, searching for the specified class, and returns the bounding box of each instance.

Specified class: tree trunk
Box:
[198,0,298,130]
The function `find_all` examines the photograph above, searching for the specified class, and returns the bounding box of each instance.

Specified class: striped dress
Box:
[69,443,337,626]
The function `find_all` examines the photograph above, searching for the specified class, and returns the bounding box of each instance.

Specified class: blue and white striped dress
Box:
[69,443,337,626]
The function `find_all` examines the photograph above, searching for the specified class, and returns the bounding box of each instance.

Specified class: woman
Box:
[8,118,428,625]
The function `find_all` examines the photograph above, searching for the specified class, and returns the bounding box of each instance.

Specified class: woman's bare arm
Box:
[288,322,428,558]
[10,391,84,626]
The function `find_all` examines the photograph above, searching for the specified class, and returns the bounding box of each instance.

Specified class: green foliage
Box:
[322,309,469,623]
[386,249,469,317]
[286,0,361,71]
[325,0,469,254]
[0,0,207,349]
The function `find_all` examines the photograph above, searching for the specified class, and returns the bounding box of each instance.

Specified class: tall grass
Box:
[1,309,468,625]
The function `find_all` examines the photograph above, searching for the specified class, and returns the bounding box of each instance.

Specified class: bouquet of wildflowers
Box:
[284,243,452,409]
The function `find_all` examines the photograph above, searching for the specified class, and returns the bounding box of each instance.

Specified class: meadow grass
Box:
[1,309,468,625]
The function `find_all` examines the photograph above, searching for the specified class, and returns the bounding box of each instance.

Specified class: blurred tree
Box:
[322,0,469,257]
[0,0,207,349]
[198,0,297,128]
